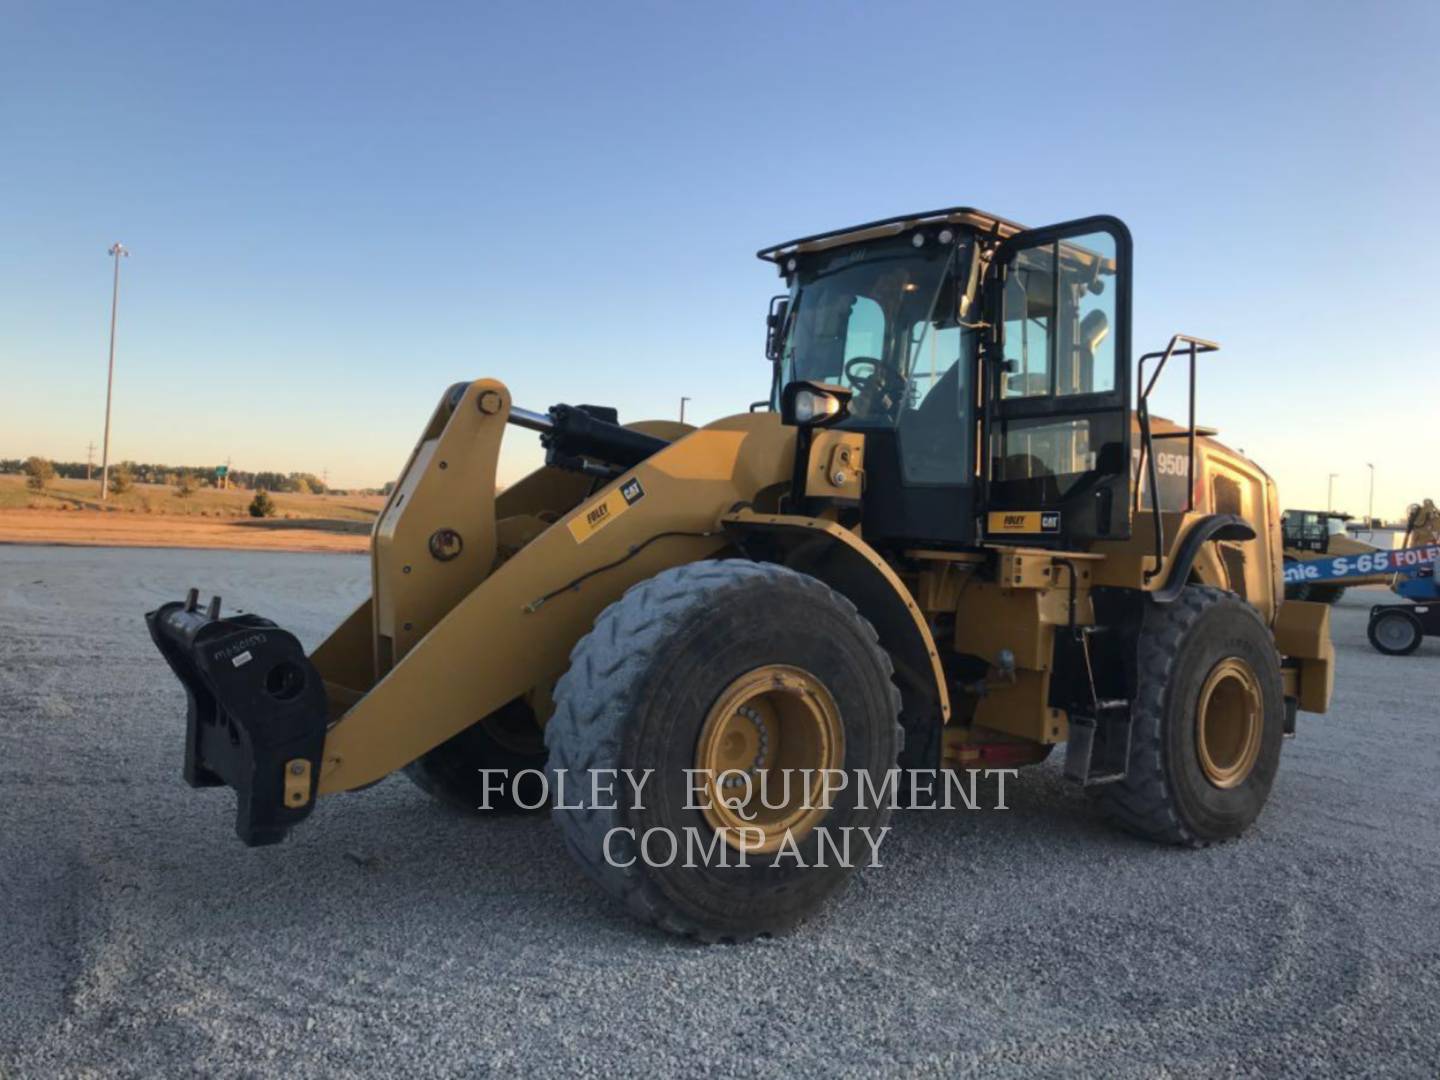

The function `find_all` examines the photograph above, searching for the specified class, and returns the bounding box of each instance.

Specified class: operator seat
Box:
[898,360,965,479]
[1077,309,1109,392]
[998,453,1061,504]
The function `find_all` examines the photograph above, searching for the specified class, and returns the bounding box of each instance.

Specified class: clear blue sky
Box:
[2,1,1435,516]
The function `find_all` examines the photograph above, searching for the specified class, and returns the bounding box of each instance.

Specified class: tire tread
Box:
[545,559,903,942]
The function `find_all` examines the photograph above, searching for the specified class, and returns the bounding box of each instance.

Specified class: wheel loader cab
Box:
[763,211,1133,550]
[769,226,979,545]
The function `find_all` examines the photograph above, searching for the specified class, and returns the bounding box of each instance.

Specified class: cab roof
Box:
[756,206,1030,264]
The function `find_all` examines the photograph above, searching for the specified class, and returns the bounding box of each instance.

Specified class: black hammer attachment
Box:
[146,589,329,846]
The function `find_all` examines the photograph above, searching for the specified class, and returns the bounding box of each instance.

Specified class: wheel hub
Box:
[1375,613,1417,652]
[695,665,844,853]
[1195,657,1263,789]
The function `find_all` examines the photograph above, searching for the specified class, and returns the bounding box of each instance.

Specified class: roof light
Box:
[912,233,925,248]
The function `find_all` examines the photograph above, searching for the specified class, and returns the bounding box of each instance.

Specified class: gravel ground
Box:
[2,545,1438,1077]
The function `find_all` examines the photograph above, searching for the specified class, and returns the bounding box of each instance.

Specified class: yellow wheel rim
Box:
[694,665,844,854]
[1195,657,1263,789]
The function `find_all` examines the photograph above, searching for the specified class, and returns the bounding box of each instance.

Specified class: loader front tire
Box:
[1093,586,1285,847]
[546,560,903,942]
[403,698,548,814]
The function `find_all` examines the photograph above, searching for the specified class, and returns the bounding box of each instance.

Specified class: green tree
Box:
[249,491,277,518]
[291,472,325,494]
[23,456,54,492]
[108,462,134,495]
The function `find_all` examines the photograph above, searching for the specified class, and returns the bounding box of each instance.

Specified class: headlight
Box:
[780,380,852,428]
[793,389,841,425]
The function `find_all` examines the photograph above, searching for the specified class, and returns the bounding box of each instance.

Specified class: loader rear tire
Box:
[1092,586,1285,847]
[403,698,548,814]
[545,559,903,942]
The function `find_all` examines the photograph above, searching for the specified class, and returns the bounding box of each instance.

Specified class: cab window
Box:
[993,230,1120,487]
[1001,232,1116,399]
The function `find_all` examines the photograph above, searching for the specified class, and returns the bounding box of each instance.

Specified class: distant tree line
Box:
[0,458,387,497]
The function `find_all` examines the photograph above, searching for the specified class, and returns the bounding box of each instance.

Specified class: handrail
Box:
[1134,334,1220,583]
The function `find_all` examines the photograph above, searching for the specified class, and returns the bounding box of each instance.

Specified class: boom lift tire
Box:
[403,699,548,813]
[1092,586,1284,847]
[545,559,903,942]
[1305,584,1346,605]
[1367,608,1424,656]
[1282,557,1312,602]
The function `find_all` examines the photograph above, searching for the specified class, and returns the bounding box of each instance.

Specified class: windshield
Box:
[772,232,979,485]
[774,234,975,428]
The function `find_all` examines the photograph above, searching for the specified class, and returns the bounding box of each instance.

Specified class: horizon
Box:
[2,2,1436,517]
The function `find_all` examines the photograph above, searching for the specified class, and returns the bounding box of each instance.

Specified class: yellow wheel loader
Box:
[147,208,1334,941]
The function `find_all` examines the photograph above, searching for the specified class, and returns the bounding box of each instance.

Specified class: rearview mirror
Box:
[765,295,790,361]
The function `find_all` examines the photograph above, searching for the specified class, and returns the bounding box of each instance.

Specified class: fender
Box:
[720,509,952,745]
[1152,513,1256,604]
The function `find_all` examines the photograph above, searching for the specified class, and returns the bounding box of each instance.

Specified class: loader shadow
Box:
[151,763,1142,948]
[891,763,1131,850]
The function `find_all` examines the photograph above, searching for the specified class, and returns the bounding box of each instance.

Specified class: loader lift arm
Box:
[147,381,686,846]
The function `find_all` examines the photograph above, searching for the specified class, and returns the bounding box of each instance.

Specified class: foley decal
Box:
[568,477,646,543]
[988,510,1061,535]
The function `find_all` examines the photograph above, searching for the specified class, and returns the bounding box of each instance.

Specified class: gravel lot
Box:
[3,545,1438,1077]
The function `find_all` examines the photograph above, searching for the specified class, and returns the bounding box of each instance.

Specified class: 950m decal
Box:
[568,477,646,543]
[988,510,1061,535]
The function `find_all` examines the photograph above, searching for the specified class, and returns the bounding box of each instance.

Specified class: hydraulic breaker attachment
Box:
[146,589,328,846]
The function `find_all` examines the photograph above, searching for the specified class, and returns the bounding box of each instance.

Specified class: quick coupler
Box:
[146,589,329,846]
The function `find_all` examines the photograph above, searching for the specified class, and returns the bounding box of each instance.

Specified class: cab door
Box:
[981,216,1133,545]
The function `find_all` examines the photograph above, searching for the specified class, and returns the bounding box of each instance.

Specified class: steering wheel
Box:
[844,356,894,394]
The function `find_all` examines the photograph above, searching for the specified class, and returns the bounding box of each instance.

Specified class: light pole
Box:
[1366,463,1375,525]
[100,242,129,500]
[680,396,692,424]
[1327,472,1339,513]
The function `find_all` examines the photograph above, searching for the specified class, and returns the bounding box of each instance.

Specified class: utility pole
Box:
[1327,472,1339,513]
[679,396,692,424]
[99,242,129,500]
[86,441,96,481]
[1366,463,1375,525]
